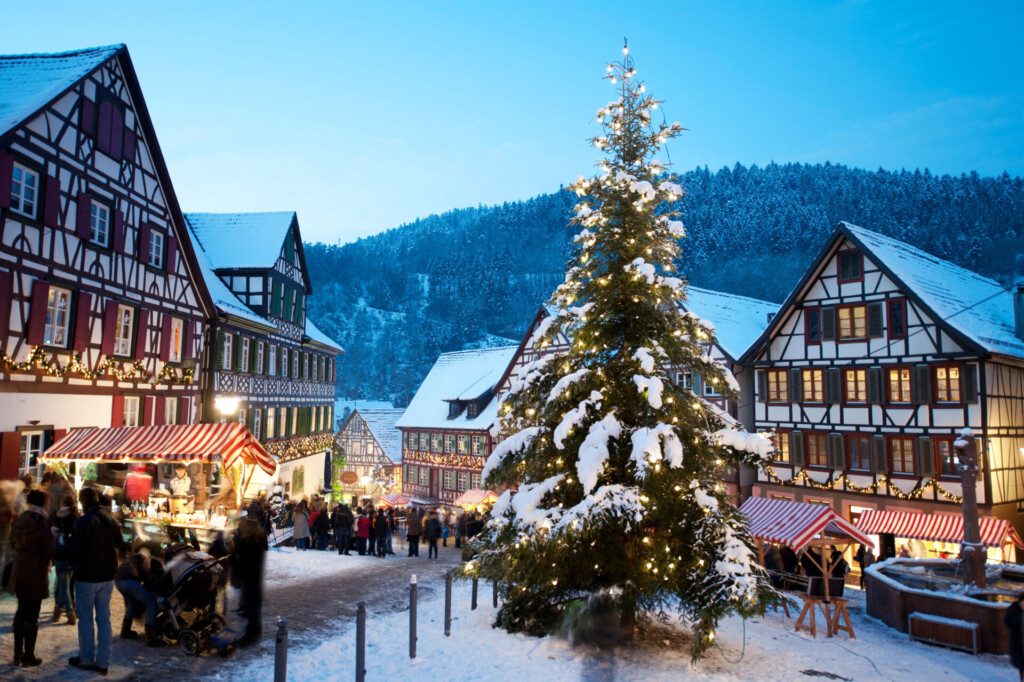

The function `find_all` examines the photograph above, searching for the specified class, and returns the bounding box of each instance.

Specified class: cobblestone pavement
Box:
[0,540,463,681]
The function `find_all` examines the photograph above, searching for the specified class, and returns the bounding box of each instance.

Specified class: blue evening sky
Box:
[5,1,1022,244]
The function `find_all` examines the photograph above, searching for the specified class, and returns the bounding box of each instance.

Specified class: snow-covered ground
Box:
[264,546,384,586]
[217,583,1014,681]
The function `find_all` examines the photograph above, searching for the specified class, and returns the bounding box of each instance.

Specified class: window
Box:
[431,434,443,452]
[19,432,44,478]
[890,437,914,474]
[467,402,480,419]
[846,433,871,471]
[837,250,863,282]
[123,396,141,427]
[290,407,297,435]
[255,342,264,373]
[405,465,416,483]
[470,473,481,489]
[888,367,912,403]
[766,370,788,403]
[10,162,39,219]
[240,338,251,372]
[457,435,470,454]
[837,305,867,339]
[677,370,693,390]
[457,471,469,491]
[772,432,790,463]
[266,407,276,439]
[168,317,184,363]
[44,286,72,348]
[292,350,299,378]
[253,408,263,440]
[419,467,429,485]
[844,368,867,403]
[703,379,720,397]
[471,436,485,455]
[418,432,429,451]
[802,369,824,402]
[887,298,907,339]
[443,470,456,490]
[281,347,289,376]
[936,439,958,477]
[90,201,111,247]
[222,333,234,370]
[148,231,165,268]
[303,353,309,380]
[444,435,456,453]
[935,366,961,403]
[165,397,179,425]
[268,345,277,375]
[805,307,821,344]
[806,432,828,467]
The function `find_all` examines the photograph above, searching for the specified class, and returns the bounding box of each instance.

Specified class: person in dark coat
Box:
[231,517,268,647]
[406,507,421,557]
[115,546,163,646]
[366,506,377,557]
[10,489,53,667]
[1006,595,1024,680]
[51,494,78,625]
[332,504,353,555]
[312,503,330,551]
[424,511,442,559]
[386,508,396,555]
[779,545,798,574]
[465,512,485,539]
[374,510,388,558]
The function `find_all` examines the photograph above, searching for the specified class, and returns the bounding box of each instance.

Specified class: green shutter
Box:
[272,282,282,317]
[215,329,224,369]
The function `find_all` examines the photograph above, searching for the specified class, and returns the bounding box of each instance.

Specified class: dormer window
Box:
[448,401,464,420]
[467,401,480,419]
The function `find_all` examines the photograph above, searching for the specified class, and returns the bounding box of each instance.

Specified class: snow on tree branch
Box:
[577,413,622,494]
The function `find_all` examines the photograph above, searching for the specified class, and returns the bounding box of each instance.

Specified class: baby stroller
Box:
[155,544,228,655]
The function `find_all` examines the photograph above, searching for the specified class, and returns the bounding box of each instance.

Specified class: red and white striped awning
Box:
[40,422,277,476]
[856,509,1024,549]
[453,489,500,508]
[379,493,411,509]
[740,496,873,552]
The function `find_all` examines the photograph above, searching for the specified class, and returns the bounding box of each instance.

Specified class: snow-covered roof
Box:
[336,399,395,416]
[0,45,121,137]
[396,346,518,431]
[354,409,406,463]
[184,212,296,270]
[682,287,779,361]
[305,318,344,354]
[843,222,1024,360]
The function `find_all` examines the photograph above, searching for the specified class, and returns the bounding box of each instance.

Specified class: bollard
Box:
[444,570,453,636]
[355,602,366,682]
[409,574,418,659]
[471,576,478,610]
[492,580,498,608]
[274,618,288,682]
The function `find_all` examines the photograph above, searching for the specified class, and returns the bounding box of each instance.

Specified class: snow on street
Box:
[264,546,382,586]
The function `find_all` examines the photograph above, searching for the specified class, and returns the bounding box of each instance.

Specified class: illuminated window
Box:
[935,366,961,402]
[772,432,790,463]
[936,440,958,477]
[457,471,469,491]
[44,287,72,348]
[890,438,913,474]
[802,369,824,402]
[431,434,443,452]
[888,368,912,403]
[457,435,470,454]
[113,304,134,357]
[844,368,867,403]
[123,396,141,427]
[168,317,184,363]
[766,370,788,402]
[266,408,276,439]
[444,435,456,453]
[837,305,867,339]
[806,433,827,467]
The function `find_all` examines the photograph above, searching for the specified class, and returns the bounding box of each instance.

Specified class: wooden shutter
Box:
[867,367,883,405]
[790,431,805,468]
[26,279,50,345]
[0,431,21,481]
[138,223,151,262]
[235,335,244,371]
[133,308,149,359]
[825,368,841,404]
[870,435,887,473]
[788,368,802,403]
[166,235,177,272]
[123,129,137,161]
[75,192,92,240]
[912,364,931,405]
[915,436,934,477]
[100,300,117,355]
[0,269,13,339]
[72,292,92,352]
[160,314,172,361]
[867,302,884,338]
[80,99,97,136]
[97,100,112,153]
[272,282,282,317]
[963,363,979,404]
[143,396,156,426]
[827,433,844,471]
[182,321,193,361]
[755,369,766,401]
[179,396,192,425]
[154,396,166,426]
[112,209,125,253]
[111,394,125,427]
[0,150,13,209]
[44,175,61,228]
[215,329,225,369]
[821,307,837,341]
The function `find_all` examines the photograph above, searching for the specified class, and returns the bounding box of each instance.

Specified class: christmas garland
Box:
[0,346,195,385]
[265,432,334,462]
[762,465,963,504]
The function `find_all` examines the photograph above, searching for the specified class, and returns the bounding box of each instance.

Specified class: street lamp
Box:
[214,395,241,423]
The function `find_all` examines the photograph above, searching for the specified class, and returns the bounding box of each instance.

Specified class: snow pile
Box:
[658,215,686,238]
[481,426,544,481]
[263,547,381,586]
[554,484,645,533]
[713,428,774,458]
[553,391,603,449]
[659,180,684,200]
[630,425,684,476]
[576,413,622,494]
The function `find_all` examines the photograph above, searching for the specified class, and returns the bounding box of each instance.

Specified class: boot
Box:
[66,609,77,625]
[120,615,138,640]
[52,604,61,623]
[145,625,165,648]
[12,618,23,666]
[21,623,41,667]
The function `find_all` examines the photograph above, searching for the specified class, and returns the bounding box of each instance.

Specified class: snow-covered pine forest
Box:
[305,163,1024,405]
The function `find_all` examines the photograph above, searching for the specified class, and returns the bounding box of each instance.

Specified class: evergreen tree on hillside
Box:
[467,45,775,658]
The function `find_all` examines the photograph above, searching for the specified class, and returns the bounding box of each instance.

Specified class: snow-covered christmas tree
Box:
[469,43,777,658]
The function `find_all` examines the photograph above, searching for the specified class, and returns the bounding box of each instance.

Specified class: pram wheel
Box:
[179,629,201,656]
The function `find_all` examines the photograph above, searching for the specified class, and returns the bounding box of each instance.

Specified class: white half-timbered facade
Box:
[0,45,214,479]
[334,407,403,501]
[742,221,1024,549]
[184,212,343,471]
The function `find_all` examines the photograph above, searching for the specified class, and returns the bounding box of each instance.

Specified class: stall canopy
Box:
[855,509,1024,549]
[41,422,277,476]
[740,496,873,552]
[453,489,500,508]
[379,493,410,508]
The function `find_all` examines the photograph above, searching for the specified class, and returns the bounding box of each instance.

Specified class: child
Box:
[441,523,450,547]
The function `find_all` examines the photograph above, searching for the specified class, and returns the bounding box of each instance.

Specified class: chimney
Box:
[1015,255,1024,341]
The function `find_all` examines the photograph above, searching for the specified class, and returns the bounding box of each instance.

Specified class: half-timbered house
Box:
[742,221,1024,560]
[0,45,214,479]
[184,211,343,498]
[397,346,517,507]
[334,407,403,502]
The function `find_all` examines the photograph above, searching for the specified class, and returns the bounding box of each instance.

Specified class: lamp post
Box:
[955,428,986,588]
[213,395,241,423]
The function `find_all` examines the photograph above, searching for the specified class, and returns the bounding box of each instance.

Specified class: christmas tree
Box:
[468,43,776,658]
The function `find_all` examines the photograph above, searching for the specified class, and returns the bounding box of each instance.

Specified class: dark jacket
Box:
[466,518,485,539]
[52,505,77,562]
[10,507,53,600]
[1007,600,1024,672]
[71,506,125,583]
[374,512,388,538]
[406,512,422,536]
[115,551,161,592]
[232,519,268,584]
[424,516,442,541]
[333,507,353,533]
[313,509,329,533]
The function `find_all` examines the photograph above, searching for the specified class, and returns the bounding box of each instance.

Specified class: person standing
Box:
[355,508,370,555]
[1006,594,1024,681]
[292,501,310,550]
[366,506,377,557]
[456,511,467,549]
[386,508,396,555]
[374,509,388,558]
[231,517,268,647]
[424,510,442,560]
[69,487,125,675]
[51,494,78,625]
[406,507,421,557]
[333,504,353,555]
[10,489,53,667]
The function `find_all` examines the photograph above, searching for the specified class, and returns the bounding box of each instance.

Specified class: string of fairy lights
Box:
[0,346,195,385]
[762,464,964,504]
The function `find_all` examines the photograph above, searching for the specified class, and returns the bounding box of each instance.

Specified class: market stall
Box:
[40,422,277,547]
[453,488,499,512]
[854,509,1023,563]
[379,493,411,509]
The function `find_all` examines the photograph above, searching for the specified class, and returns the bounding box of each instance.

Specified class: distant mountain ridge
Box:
[304,162,1024,405]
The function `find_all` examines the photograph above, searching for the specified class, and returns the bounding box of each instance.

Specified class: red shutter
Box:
[138,223,151,263]
[0,431,21,481]
[0,269,12,339]
[160,314,172,361]
[111,395,124,427]
[97,100,112,151]
[166,235,178,272]
[26,279,50,345]
[43,175,61,228]
[123,130,137,161]
[80,99,96,137]
[143,396,156,426]
[0,150,13,209]
[100,300,117,356]
[182,320,193,361]
[134,308,149,359]
[113,209,125,253]
[72,292,92,352]
[154,396,166,426]
[75,192,92,240]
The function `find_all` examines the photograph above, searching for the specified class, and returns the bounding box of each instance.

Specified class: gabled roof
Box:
[353,408,405,463]
[185,212,312,292]
[682,287,779,362]
[0,44,121,137]
[305,318,344,354]
[740,221,1023,363]
[396,346,518,430]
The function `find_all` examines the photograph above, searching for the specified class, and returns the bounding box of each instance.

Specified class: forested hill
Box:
[305,162,1024,405]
